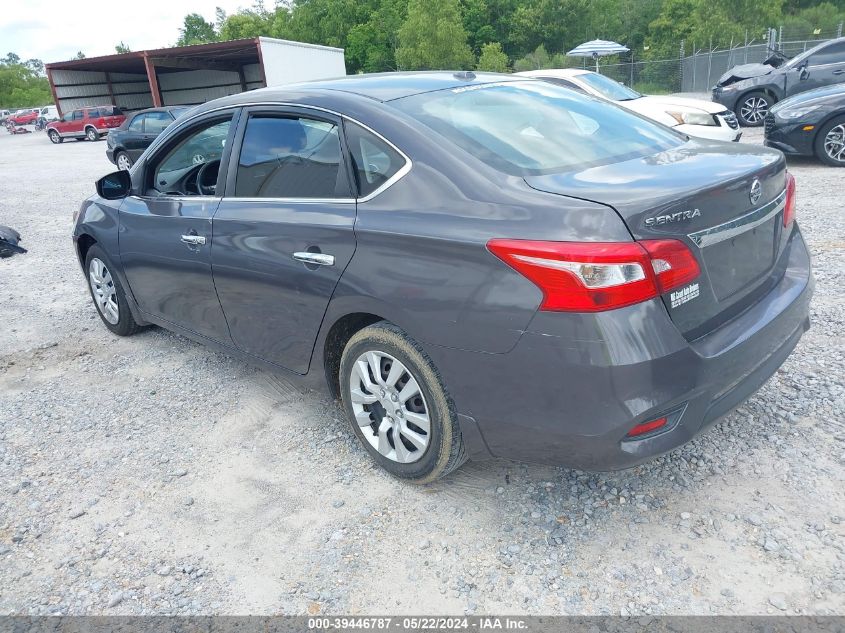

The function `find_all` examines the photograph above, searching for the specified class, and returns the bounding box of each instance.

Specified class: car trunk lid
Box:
[524,141,789,338]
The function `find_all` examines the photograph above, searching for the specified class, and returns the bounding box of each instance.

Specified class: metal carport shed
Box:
[45,37,346,117]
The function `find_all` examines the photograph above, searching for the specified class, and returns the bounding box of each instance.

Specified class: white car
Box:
[517,68,742,142]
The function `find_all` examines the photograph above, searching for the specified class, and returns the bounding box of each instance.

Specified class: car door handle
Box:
[293,252,334,266]
[180,234,206,246]
[833,69,845,75]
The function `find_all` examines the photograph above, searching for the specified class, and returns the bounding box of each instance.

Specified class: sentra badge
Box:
[644,209,701,227]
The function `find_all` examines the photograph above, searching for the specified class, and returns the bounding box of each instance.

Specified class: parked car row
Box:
[764,83,845,166]
[712,36,845,126]
[1,105,59,126]
[519,68,741,142]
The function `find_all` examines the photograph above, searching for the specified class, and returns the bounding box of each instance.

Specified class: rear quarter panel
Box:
[321,102,632,356]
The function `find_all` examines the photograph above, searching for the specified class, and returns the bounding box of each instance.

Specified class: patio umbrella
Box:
[567,39,630,72]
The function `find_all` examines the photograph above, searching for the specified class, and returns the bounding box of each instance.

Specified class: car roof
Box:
[515,68,592,79]
[218,71,530,104]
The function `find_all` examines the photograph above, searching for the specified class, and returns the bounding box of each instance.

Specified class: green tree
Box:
[345,0,407,72]
[23,59,44,74]
[782,2,845,37]
[0,56,51,109]
[476,41,509,72]
[396,0,476,70]
[219,11,273,39]
[74,51,86,59]
[176,13,218,46]
[513,45,543,71]
[507,0,583,61]
[115,41,131,54]
[285,0,369,50]
[646,0,783,57]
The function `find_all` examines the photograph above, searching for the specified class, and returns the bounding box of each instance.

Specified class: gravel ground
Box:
[0,124,843,617]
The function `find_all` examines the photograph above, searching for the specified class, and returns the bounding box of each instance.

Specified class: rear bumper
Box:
[429,229,813,470]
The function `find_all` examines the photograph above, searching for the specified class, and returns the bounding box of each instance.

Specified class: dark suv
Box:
[713,37,845,126]
[106,107,189,170]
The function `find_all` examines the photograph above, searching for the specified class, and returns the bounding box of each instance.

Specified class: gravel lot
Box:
[0,123,843,617]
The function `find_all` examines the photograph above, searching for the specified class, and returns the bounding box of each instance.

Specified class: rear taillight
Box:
[783,172,796,227]
[639,239,701,293]
[487,239,700,312]
[625,416,668,438]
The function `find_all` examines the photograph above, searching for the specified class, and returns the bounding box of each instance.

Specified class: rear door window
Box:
[145,111,173,134]
[344,121,406,198]
[72,110,83,121]
[234,115,347,199]
[128,114,146,132]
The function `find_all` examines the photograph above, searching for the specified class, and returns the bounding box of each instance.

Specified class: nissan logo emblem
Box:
[750,179,762,205]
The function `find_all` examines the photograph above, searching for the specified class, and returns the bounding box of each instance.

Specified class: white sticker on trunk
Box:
[670,283,700,308]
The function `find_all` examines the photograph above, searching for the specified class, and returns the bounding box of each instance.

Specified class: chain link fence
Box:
[583,23,843,95]
[680,24,843,93]
[599,57,682,95]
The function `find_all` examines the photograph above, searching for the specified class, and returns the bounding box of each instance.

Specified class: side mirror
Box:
[96,170,131,200]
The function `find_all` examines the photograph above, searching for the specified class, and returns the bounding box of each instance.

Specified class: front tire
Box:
[115,151,132,171]
[85,126,99,141]
[737,91,773,127]
[814,115,845,167]
[84,245,141,336]
[339,322,466,483]
[48,129,62,144]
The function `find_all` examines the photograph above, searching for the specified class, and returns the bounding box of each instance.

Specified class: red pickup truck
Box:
[46,106,126,143]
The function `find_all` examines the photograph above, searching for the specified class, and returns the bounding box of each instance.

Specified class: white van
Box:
[40,105,60,122]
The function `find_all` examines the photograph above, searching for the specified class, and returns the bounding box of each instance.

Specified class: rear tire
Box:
[339,322,467,483]
[84,244,141,337]
[48,129,62,144]
[85,126,99,141]
[814,115,845,167]
[736,91,773,127]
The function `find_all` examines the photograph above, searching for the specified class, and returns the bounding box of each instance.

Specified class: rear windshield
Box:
[97,106,123,116]
[391,80,684,176]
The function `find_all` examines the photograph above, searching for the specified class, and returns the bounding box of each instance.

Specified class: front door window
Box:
[149,119,232,196]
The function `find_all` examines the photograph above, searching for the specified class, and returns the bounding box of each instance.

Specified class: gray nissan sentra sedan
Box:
[73,72,813,483]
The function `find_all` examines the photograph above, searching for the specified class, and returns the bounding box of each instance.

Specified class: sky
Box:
[0,0,246,64]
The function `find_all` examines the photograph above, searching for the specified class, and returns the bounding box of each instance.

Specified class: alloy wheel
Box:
[89,257,119,324]
[740,97,769,124]
[117,153,132,170]
[823,124,845,163]
[86,128,97,141]
[348,350,430,464]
